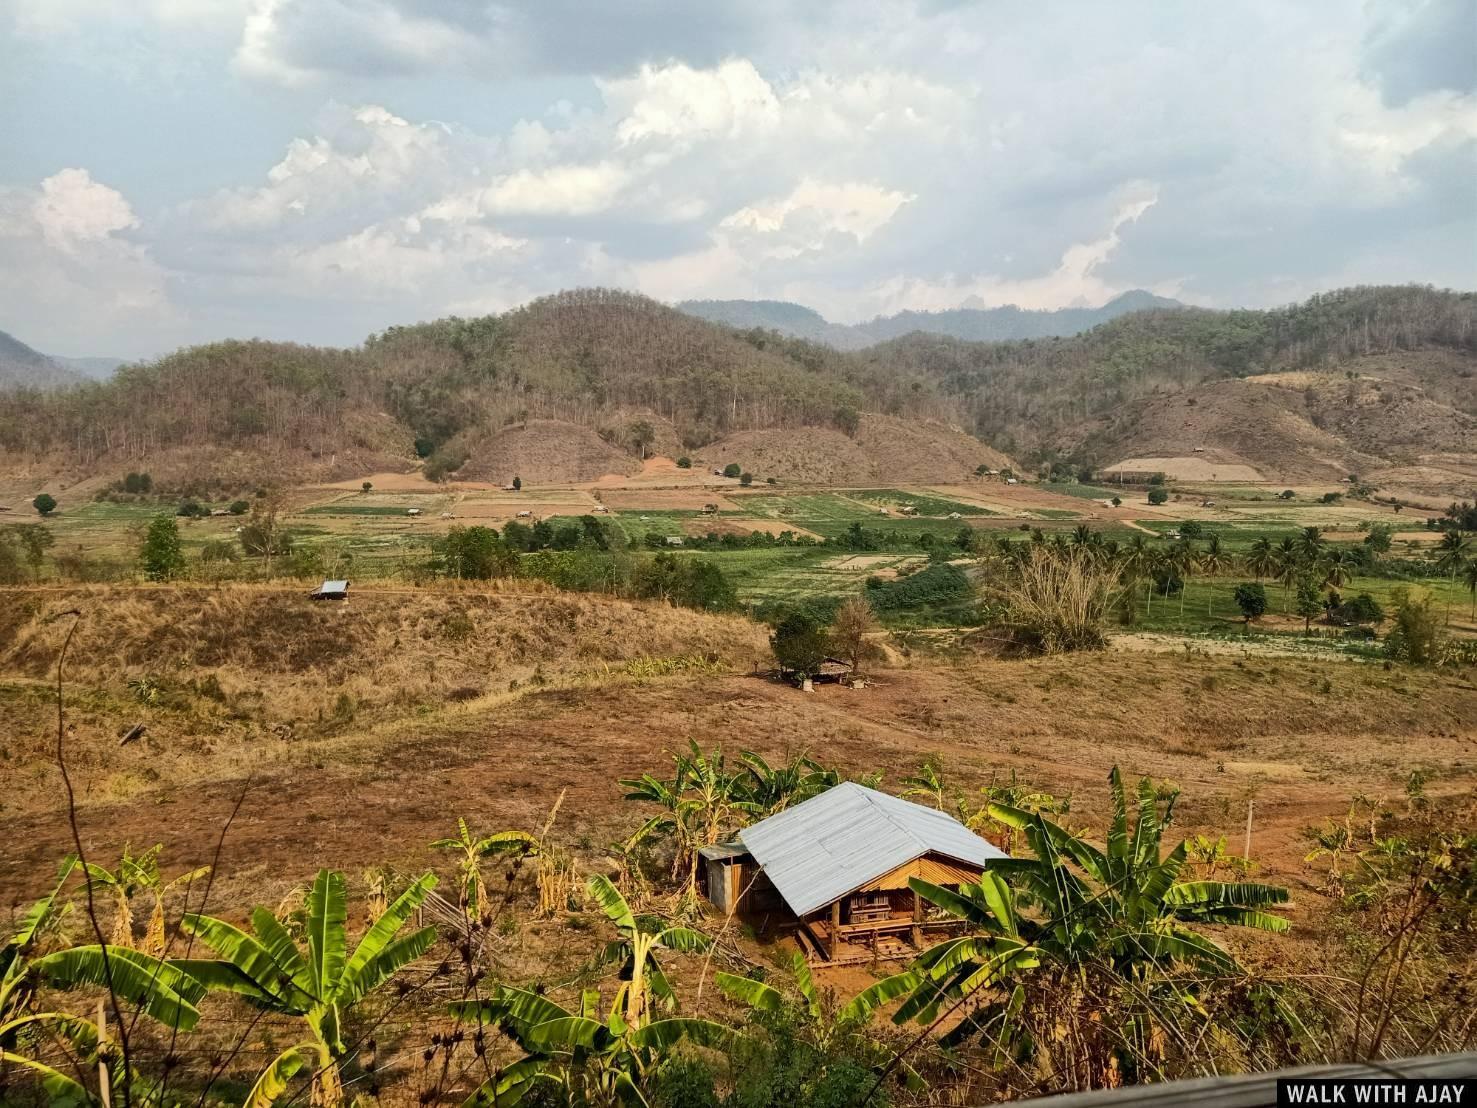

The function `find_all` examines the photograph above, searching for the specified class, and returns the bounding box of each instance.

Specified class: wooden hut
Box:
[700,782,1008,964]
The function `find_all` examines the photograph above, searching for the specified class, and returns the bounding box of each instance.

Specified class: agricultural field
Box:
[0,581,1472,1105]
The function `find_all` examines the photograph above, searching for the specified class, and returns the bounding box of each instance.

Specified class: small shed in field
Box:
[701,782,1008,963]
[311,579,349,600]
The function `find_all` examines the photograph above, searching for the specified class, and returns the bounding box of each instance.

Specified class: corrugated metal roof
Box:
[318,580,349,591]
[698,842,750,861]
[737,782,1008,917]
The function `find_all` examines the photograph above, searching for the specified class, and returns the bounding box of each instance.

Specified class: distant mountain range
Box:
[0,329,123,389]
[676,289,1184,349]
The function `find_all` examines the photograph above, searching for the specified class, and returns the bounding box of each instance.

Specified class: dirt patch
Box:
[600,489,742,511]
[681,517,822,539]
[697,415,1014,486]
[1,648,1473,917]
[1107,456,1266,482]
[1322,530,1443,543]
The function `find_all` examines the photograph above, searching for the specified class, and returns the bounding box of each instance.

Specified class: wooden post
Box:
[912,886,923,947]
[829,900,841,961]
[1244,797,1254,861]
[97,999,112,1108]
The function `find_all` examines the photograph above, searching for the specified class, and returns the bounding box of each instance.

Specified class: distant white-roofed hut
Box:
[699,781,1008,963]
[310,579,349,600]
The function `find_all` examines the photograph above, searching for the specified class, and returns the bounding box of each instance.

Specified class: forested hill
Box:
[0,329,86,390]
[677,289,1184,349]
[0,284,1472,490]
[865,284,1477,463]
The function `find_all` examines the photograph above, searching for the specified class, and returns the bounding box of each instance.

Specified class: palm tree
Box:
[177,868,437,1107]
[895,769,1290,1090]
[586,876,711,1032]
[1435,530,1470,624]
[1118,535,1154,615]
[1463,558,1477,621]
[431,818,537,917]
[966,770,1070,856]
[1197,535,1233,616]
[1322,546,1355,590]
[1296,525,1326,562]
[1274,538,1301,612]
[1168,538,1196,616]
[1246,537,1277,580]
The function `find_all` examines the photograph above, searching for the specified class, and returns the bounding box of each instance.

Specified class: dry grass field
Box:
[1,583,1472,927]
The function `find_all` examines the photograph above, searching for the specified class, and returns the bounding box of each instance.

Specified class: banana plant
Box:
[176,868,437,1108]
[622,742,757,885]
[2,856,206,1106]
[734,750,841,815]
[431,819,538,916]
[79,844,210,955]
[586,876,710,1032]
[454,984,730,1108]
[715,951,927,1091]
[896,768,1292,1085]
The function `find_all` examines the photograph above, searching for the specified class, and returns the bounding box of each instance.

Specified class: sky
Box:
[0,0,1474,359]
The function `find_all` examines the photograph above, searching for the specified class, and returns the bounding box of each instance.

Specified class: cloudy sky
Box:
[1,0,1474,358]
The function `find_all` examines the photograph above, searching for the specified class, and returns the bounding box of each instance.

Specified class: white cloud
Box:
[852,184,1162,318]
[0,171,175,354]
[6,0,1475,352]
[602,59,781,145]
[722,179,915,259]
[233,0,480,86]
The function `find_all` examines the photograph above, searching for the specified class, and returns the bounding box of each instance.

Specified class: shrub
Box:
[176,500,205,518]
[513,475,522,491]
[139,515,185,581]
[1234,582,1268,624]
[740,472,754,487]
[723,463,742,478]
[1278,489,1296,500]
[868,563,970,612]
[424,444,470,482]
[32,493,56,516]
[1384,588,1442,663]
[1319,491,1343,504]
[771,611,829,676]
[1147,488,1169,506]
[436,525,516,579]
[989,547,1123,654]
[829,596,880,671]
[1178,520,1203,539]
[1329,592,1384,626]
[228,499,250,515]
[413,437,435,458]
[676,456,691,469]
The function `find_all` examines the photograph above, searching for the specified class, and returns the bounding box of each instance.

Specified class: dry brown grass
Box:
[0,582,769,819]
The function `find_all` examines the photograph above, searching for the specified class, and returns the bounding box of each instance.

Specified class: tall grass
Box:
[989,547,1126,654]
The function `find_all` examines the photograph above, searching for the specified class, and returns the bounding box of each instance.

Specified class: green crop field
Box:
[844,489,993,516]
[726,492,880,522]
[1039,483,1125,501]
